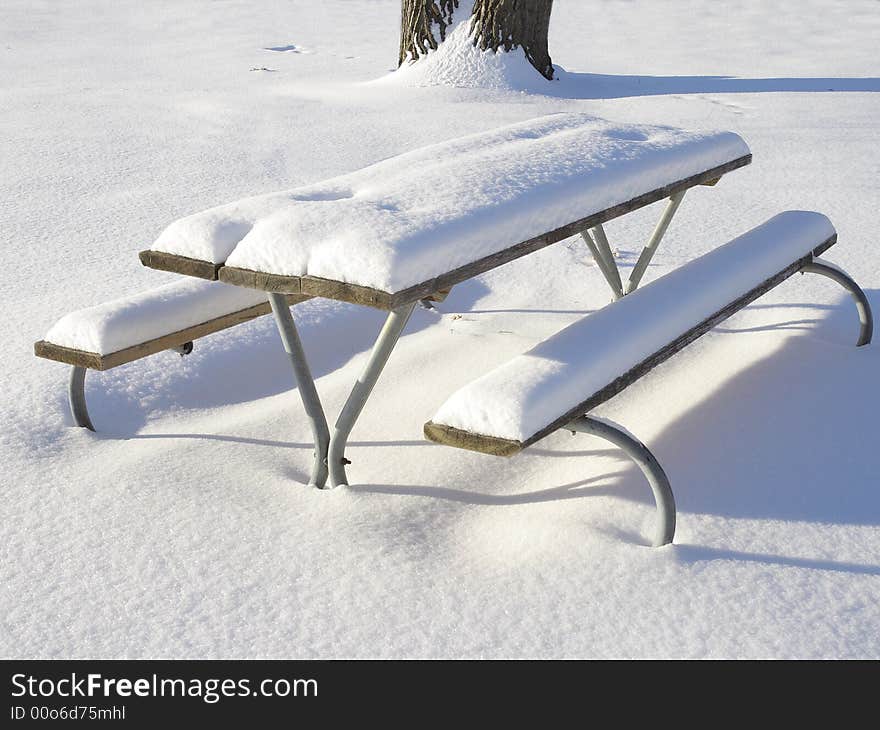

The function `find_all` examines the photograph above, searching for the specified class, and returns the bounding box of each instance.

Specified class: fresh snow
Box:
[43,279,271,355]
[377,18,554,92]
[155,113,748,293]
[431,212,836,443]
[5,0,880,659]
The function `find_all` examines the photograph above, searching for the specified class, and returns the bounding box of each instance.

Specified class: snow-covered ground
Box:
[3,0,879,658]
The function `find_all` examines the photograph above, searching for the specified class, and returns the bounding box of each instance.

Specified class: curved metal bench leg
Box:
[568,415,676,546]
[68,366,95,431]
[268,293,331,489]
[802,259,873,346]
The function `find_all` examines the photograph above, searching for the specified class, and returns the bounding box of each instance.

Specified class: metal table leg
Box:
[268,293,331,488]
[270,295,415,489]
[626,190,686,294]
[582,228,624,300]
[328,302,416,487]
[580,191,687,300]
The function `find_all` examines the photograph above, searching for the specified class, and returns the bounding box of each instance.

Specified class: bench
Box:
[424,212,873,546]
[34,278,307,430]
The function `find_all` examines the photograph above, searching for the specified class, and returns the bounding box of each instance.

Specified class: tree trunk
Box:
[470,0,554,80]
[398,0,555,81]
[398,0,460,67]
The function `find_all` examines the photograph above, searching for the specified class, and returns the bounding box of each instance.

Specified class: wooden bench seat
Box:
[35,278,307,430]
[424,212,873,546]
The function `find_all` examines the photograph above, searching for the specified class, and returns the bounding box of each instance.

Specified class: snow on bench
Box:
[425,211,873,545]
[425,212,838,450]
[140,113,751,308]
[35,278,307,370]
[34,279,308,430]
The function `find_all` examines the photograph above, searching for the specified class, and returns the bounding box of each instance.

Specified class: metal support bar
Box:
[328,302,416,487]
[581,229,624,300]
[625,190,686,294]
[590,224,625,299]
[567,415,675,546]
[802,259,873,346]
[268,293,331,488]
[590,224,619,276]
[68,366,95,431]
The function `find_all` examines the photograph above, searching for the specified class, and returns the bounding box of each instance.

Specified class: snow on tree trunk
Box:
[399,0,555,81]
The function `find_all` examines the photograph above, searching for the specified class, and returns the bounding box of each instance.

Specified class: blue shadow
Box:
[542,70,880,99]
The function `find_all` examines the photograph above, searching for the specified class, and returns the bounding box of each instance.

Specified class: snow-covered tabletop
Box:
[146,113,750,301]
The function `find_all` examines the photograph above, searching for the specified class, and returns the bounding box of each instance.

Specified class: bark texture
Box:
[398,0,460,65]
[398,0,554,80]
[470,0,554,80]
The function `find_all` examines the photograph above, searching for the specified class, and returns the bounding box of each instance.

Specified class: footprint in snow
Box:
[264,44,312,54]
[700,95,749,115]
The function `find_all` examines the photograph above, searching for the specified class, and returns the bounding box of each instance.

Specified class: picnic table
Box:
[137,113,752,489]
[37,112,872,545]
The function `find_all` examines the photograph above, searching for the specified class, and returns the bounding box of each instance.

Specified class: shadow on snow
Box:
[353,287,880,549]
[544,70,880,99]
[81,278,879,564]
[75,277,492,434]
